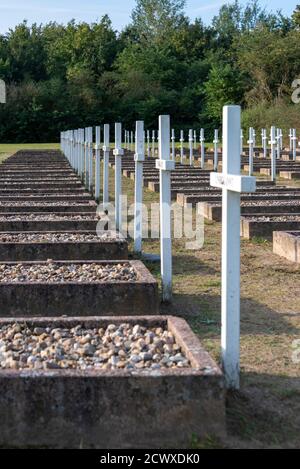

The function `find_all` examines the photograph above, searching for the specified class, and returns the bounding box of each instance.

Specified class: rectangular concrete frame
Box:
[273,231,300,263]
[0,316,225,449]
[0,212,102,232]
[0,260,159,316]
[240,216,300,240]
[0,202,97,213]
[0,230,128,262]
[202,202,300,222]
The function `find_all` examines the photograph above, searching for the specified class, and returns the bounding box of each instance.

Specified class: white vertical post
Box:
[89,127,94,192]
[248,127,254,176]
[152,130,155,157]
[262,129,267,159]
[130,131,133,151]
[180,130,184,164]
[95,126,101,201]
[269,126,276,182]
[213,129,219,171]
[193,130,197,151]
[292,129,297,161]
[171,129,175,161]
[147,130,150,158]
[200,128,205,169]
[84,128,89,189]
[134,121,145,253]
[189,129,193,166]
[156,116,175,302]
[103,124,110,205]
[210,105,256,389]
[289,129,293,152]
[240,129,244,154]
[114,123,124,230]
[276,128,281,160]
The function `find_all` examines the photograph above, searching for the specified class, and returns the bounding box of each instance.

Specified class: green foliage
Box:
[0,0,298,142]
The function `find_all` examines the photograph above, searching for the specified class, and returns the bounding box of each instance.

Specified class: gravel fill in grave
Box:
[0,262,136,283]
[0,232,117,243]
[0,202,93,207]
[245,215,300,222]
[0,214,100,221]
[0,322,190,371]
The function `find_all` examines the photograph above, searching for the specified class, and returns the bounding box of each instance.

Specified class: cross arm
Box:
[210,172,256,193]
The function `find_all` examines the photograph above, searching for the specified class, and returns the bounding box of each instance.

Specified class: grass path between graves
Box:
[1,146,300,449]
[107,165,300,449]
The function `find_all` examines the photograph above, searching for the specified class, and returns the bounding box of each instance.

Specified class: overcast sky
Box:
[0,0,297,33]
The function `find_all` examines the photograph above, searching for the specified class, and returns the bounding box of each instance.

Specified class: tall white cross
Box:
[84,127,89,190]
[95,126,101,201]
[88,127,93,192]
[189,129,193,166]
[134,121,145,253]
[253,129,256,148]
[213,129,219,171]
[156,115,175,302]
[289,128,293,151]
[240,129,244,154]
[276,128,281,159]
[147,130,150,158]
[292,129,297,161]
[114,123,124,230]
[210,105,256,390]
[171,129,176,161]
[261,129,267,158]
[200,128,205,169]
[269,126,276,181]
[180,130,184,164]
[102,124,110,206]
[152,130,155,157]
[248,127,254,176]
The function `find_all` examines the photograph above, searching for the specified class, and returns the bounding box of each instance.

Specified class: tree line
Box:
[0,0,300,143]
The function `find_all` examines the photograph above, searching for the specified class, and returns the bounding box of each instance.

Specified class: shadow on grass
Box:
[226,372,300,448]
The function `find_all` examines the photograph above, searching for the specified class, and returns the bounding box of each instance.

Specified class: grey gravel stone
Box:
[0,323,190,371]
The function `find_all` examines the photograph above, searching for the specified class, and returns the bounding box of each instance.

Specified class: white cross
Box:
[289,128,293,151]
[152,130,156,157]
[113,123,124,230]
[269,126,277,181]
[213,129,219,171]
[134,121,145,253]
[95,126,101,201]
[193,130,197,150]
[276,128,281,159]
[156,115,175,302]
[88,127,93,192]
[240,129,244,154]
[200,128,205,169]
[102,124,110,205]
[292,129,297,161]
[247,127,254,176]
[180,130,184,164]
[147,130,150,158]
[189,129,193,166]
[0,80,6,104]
[171,129,176,161]
[252,128,256,148]
[210,105,256,390]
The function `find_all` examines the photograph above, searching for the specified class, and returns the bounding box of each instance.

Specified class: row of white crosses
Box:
[61,125,111,204]
[61,107,253,390]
